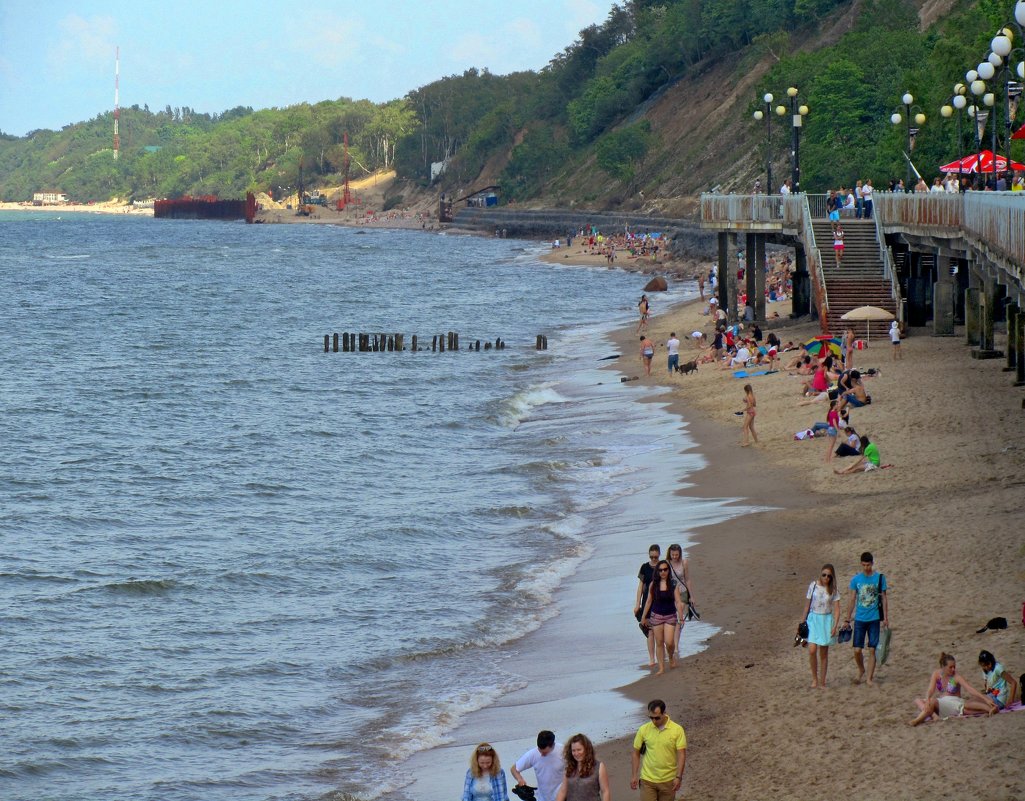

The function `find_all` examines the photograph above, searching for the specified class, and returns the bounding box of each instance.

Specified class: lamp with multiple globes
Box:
[940,83,969,189]
[890,91,926,190]
[752,92,774,194]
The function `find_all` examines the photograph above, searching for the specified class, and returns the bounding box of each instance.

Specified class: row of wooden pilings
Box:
[322,333,550,352]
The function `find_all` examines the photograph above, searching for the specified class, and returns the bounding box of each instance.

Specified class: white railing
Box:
[872,193,964,228]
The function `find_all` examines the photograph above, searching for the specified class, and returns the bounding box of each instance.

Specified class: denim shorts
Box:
[852,619,880,649]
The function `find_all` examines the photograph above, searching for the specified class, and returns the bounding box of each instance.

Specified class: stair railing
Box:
[873,211,903,326]
[799,194,829,332]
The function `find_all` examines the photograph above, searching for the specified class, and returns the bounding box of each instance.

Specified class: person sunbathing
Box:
[910,652,996,726]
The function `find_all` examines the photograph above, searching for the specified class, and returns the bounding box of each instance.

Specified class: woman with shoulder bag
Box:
[666,543,695,655]
[802,564,841,689]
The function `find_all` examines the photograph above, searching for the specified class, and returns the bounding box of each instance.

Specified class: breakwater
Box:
[451,206,717,262]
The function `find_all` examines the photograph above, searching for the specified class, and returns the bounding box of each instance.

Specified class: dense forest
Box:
[1,0,1020,204]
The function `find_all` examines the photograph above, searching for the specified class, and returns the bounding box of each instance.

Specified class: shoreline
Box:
[590,271,1025,799]
[0,201,153,216]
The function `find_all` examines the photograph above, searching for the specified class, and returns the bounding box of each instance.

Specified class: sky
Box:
[0,1,618,137]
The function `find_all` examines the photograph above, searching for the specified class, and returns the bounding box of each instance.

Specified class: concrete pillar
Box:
[755,234,767,322]
[965,287,981,346]
[1016,312,1025,386]
[932,281,955,336]
[717,232,729,315]
[791,246,811,318]
[745,233,756,321]
[727,233,740,324]
[1005,304,1019,372]
[980,278,996,352]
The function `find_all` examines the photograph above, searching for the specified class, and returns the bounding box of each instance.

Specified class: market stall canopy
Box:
[938,150,1025,173]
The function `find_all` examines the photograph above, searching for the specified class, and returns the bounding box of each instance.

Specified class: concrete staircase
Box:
[812,219,898,340]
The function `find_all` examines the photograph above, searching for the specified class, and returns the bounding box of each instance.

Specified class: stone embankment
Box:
[450,206,716,263]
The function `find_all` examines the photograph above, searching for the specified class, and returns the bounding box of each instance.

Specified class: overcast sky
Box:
[0,0,617,136]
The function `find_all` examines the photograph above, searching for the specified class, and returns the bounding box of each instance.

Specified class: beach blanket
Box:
[733,370,779,378]
[912,699,1024,723]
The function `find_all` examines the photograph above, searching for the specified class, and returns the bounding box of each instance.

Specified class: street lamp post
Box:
[941,84,968,190]
[890,92,926,191]
[775,87,808,192]
[990,15,1025,187]
[752,92,774,194]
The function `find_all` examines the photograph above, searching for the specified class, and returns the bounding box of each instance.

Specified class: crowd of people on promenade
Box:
[460,698,686,801]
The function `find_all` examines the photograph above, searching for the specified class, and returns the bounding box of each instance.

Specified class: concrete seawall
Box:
[450,207,717,262]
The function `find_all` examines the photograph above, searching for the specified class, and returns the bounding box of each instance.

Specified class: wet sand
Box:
[595,285,1025,800]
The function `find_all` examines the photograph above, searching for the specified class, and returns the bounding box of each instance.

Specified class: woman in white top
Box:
[802,563,841,688]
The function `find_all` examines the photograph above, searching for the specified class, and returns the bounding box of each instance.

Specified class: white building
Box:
[33,191,69,205]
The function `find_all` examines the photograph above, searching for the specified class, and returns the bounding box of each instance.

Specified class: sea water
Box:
[0,214,751,801]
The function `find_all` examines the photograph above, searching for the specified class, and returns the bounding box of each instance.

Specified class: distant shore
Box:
[0,201,153,216]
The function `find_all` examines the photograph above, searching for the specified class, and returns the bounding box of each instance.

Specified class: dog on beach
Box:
[675,360,698,375]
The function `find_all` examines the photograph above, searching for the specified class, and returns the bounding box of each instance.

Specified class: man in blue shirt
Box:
[843,551,889,685]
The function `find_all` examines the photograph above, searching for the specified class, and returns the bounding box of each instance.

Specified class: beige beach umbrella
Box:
[840,305,894,344]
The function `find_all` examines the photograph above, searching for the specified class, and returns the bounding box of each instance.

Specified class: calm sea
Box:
[0,213,743,801]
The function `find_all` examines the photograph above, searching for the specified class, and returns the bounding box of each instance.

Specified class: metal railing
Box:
[873,212,903,326]
[798,194,829,330]
[700,193,785,225]
[872,192,964,228]
[963,194,1025,288]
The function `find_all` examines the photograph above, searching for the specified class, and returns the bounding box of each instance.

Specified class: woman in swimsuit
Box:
[639,336,655,376]
[640,560,683,675]
[741,384,758,446]
[909,652,995,726]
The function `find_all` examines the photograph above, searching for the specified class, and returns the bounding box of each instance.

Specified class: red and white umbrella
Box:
[938,150,1025,173]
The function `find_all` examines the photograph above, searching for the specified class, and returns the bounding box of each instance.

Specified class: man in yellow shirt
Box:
[630,699,686,800]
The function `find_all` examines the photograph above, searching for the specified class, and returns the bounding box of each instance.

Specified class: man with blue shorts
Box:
[843,551,888,685]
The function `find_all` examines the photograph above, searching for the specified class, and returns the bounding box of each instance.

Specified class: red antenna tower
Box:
[113,46,120,160]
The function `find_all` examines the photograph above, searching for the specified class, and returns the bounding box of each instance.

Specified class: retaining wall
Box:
[450,207,717,262]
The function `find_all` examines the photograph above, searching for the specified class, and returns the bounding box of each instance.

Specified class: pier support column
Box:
[717,232,729,316]
[1005,304,1019,372]
[745,233,756,321]
[1015,311,1025,387]
[754,234,767,323]
[965,287,981,346]
[977,277,999,356]
[791,246,811,318]
[727,233,740,324]
[931,251,955,336]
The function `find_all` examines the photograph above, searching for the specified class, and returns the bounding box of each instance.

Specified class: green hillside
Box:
[1,0,1018,204]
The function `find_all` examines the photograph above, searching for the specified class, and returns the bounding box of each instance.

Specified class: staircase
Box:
[812,218,898,340]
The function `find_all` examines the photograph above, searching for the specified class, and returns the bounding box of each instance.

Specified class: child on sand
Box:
[741,384,758,446]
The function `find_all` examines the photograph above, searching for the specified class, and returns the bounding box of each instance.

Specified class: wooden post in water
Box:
[475,340,481,351]
[485,341,492,350]
[454,332,459,351]
[324,334,330,353]
[411,334,418,352]
[536,334,543,350]
[396,334,404,352]
[439,333,445,353]
[432,335,437,352]
[333,333,339,353]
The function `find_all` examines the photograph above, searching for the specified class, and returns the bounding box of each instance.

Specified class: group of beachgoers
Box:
[797,552,1019,724]
[462,695,687,801]
[632,543,696,675]
[635,288,1021,741]
[553,226,665,266]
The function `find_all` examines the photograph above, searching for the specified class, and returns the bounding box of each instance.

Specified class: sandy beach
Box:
[540,244,1025,800]
[0,200,153,216]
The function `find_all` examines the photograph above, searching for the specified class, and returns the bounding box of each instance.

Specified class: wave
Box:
[492,382,565,428]
[99,578,178,595]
